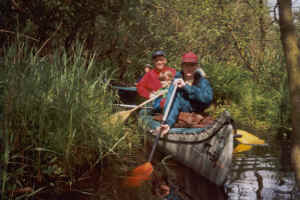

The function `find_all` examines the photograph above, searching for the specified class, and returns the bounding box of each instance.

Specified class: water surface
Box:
[225,132,300,200]
[170,132,300,200]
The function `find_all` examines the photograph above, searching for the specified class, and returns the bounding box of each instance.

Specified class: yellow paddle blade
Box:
[233,144,252,153]
[110,110,132,123]
[236,129,265,145]
[123,162,153,187]
[103,110,132,126]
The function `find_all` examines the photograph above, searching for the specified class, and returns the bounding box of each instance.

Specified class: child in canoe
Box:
[151,70,174,111]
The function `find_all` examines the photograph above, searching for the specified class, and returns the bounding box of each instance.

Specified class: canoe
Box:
[112,86,235,185]
[138,109,234,186]
[112,86,139,105]
[112,86,137,92]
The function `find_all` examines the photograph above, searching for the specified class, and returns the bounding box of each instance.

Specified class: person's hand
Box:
[154,124,170,136]
[174,78,185,88]
[149,92,156,99]
[150,90,166,99]
[160,124,170,136]
[150,91,160,99]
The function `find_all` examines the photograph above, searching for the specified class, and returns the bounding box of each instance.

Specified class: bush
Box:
[203,59,291,130]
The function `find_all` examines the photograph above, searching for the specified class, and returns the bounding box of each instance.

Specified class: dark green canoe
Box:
[138,110,235,186]
[112,86,139,105]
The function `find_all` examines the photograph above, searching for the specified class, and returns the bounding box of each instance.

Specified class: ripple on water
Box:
[225,134,300,200]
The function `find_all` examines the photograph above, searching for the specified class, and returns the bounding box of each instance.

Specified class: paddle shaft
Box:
[114,104,152,109]
[147,85,178,162]
[129,91,167,113]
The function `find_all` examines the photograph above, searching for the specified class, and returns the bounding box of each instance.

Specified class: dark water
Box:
[171,132,300,200]
[224,132,300,200]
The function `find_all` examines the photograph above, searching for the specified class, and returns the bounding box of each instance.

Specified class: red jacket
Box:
[137,66,176,99]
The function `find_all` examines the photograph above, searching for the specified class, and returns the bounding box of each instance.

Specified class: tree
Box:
[278,0,300,188]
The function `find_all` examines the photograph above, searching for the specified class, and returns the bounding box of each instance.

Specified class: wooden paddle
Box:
[235,129,265,145]
[123,85,178,187]
[108,91,166,124]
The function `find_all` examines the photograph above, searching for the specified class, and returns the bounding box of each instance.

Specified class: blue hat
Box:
[152,50,166,59]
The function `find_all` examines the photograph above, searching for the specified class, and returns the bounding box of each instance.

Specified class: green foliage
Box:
[204,52,291,130]
[0,0,295,198]
[0,43,141,199]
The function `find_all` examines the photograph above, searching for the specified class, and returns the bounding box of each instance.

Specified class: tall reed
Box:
[0,43,134,199]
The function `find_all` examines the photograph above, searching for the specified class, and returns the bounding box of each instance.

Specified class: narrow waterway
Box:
[171,131,300,200]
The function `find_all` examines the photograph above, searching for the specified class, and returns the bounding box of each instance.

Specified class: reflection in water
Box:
[167,160,227,200]
[168,132,300,199]
[225,133,300,200]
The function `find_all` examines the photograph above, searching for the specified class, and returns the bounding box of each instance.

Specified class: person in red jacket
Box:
[137,51,176,99]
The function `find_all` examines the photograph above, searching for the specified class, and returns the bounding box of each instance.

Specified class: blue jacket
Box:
[163,69,213,127]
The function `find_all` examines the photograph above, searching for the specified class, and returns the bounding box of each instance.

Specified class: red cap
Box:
[182,52,198,63]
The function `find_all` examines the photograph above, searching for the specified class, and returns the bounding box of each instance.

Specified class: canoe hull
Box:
[154,124,233,186]
[139,111,234,186]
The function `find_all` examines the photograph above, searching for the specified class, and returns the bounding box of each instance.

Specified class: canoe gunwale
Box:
[142,111,235,143]
[148,122,233,144]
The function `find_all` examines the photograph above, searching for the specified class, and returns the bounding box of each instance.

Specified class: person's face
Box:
[144,67,151,73]
[182,63,197,80]
[153,56,167,71]
[161,80,169,88]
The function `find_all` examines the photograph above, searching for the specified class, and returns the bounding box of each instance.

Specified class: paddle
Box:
[233,144,253,153]
[123,84,178,187]
[235,129,265,145]
[113,104,152,109]
[108,91,166,124]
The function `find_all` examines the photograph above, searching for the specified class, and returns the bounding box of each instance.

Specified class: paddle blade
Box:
[236,129,265,145]
[123,162,153,187]
[233,144,252,153]
[106,110,132,125]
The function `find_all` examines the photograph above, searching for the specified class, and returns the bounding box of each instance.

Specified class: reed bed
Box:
[0,43,141,199]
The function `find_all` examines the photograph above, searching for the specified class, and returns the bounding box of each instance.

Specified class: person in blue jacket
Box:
[159,52,213,136]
